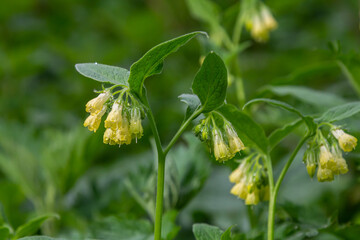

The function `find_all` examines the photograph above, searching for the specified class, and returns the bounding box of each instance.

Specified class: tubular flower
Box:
[245,188,260,205]
[117,113,132,145]
[103,128,116,145]
[319,145,336,171]
[85,91,111,115]
[213,129,232,161]
[332,129,357,152]
[260,5,277,31]
[229,161,247,183]
[317,165,334,182]
[225,124,245,155]
[84,105,107,132]
[105,102,123,130]
[246,5,277,43]
[229,155,269,205]
[129,107,143,140]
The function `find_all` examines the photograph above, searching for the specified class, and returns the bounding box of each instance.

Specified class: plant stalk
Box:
[267,134,310,240]
[145,98,203,240]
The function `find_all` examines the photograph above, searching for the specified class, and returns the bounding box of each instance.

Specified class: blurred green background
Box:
[1,0,360,239]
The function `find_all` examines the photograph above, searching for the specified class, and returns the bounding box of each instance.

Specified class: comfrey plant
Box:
[76,32,360,240]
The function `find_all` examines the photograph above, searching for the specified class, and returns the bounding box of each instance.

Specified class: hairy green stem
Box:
[143,97,165,240]
[267,135,310,240]
[144,97,203,240]
[265,154,275,240]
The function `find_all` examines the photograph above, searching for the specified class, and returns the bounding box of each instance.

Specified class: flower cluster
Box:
[84,88,145,146]
[304,126,357,182]
[229,155,269,205]
[245,4,277,43]
[194,114,245,162]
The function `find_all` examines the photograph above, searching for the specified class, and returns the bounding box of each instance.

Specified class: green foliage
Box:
[193,224,223,240]
[1,0,360,239]
[128,31,207,97]
[218,104,268,153]
[266,85,346,109]
[192,52,228,112]
[178,94,201,121]
[268,119,303,150]
[185,0,220,26]
[317,101,360,123]
[75,63,130,86]
[14,214,59,239]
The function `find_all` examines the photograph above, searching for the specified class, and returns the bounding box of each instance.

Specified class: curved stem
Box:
[164,107,204,156]
[267,134,310,240]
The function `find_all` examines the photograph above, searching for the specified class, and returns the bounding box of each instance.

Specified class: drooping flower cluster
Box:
[229,155,269,205]
[303,126,357,182]
[244,4,277,43]
[84,87,145,146]
[194,114,245,162]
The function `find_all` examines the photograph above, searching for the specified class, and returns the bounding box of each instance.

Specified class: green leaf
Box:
[221,226,233,240]
[243,98,317,134]
[316,101,360,123]
[14,213,59,239]
[193,224,223,240]
[268,119,303,150]
[217,104,269,154]
[17,237,64,240]
[267,85,346,108]
[179,94,201,120]
[0,225,11,240]
[91,216,153,240]
[192,52,227,112]
[185,0,220,25]
[337,60,360,97]
[161,210,180,240]
[128,31,207,97]
[75,63,130,86]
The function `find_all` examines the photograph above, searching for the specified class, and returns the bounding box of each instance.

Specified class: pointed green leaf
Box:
[193,224,223,240]
[128,31,207,97]
[221,226,233,240]
[14,214,59,239]
[317,101,360,122]
[267,85,346,108]
[244,98,317,134]
[217,104,269,154]
[192,52,227,112]
[75,63,129,86]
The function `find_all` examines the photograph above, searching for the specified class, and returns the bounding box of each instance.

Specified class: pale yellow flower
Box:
[332,129,357,152]
[84,106,107,132]
[129,108,143,140]
[317,165,334,182]
[245,188,260,205]
[225,125,245,155]
[319,145,336,170]
[260,6,277,30]
[104,102,122,130]
[85,91,111,115]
